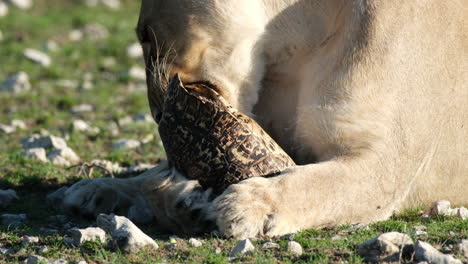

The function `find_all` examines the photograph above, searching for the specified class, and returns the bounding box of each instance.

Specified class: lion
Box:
[56,0,467,239]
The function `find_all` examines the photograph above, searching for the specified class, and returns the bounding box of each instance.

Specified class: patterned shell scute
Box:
[158,76,296,194]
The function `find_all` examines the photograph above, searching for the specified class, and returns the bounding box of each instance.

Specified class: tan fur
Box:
[60,0,467,238]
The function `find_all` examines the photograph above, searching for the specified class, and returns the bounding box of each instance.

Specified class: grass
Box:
[0,1,466,263]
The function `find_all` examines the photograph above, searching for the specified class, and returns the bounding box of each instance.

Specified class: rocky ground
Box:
[0,0,467,263]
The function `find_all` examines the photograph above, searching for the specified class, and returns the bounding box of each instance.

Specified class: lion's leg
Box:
[214,158,410,239]
[56,161,215,234]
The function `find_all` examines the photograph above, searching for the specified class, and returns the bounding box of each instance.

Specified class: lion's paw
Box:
[48,177,153,224]
[213,177,295,239]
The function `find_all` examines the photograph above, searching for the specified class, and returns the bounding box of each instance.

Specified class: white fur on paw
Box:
[213,177,288,239]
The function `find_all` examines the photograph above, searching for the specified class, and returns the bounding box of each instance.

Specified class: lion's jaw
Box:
[137,0,273,116]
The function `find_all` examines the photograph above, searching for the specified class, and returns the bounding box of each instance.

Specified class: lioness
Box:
[59,0,467,238]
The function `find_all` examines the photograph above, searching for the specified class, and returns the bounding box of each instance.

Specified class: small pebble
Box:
[0,247,13,255]
[8,0,33,9]
[413,230,428,236]
[331,235,342,241]
[71,227,107,245]
[287,241,303,256]
[0,124,15,134]
[48,147,80,166]
[261,241,280,250]
[24,48,51,67]
[113,139,141,150]
[22,148,48,163]
[68,30,83,41]
[0,72,31,94]
[0,2,8,17]
[229,239,255,258]
[24,255,47,264]
[38,245,48,254]
[22,236,39,244]
[127,42,143,58]
[127,66,146,80]
[188,238,203,248]
[21,134,68,150]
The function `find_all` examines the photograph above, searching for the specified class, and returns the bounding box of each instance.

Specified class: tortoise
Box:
[158,75,296,194]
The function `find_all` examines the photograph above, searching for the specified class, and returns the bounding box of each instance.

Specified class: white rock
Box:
[427,200,451,215]
[72,119,90,131]
[68,30,83,41]
[81,80,94,90]
[71,104,94,114]
[0,2,8,17]
[188,238,203,248]
[82,23,109,40]
[24,255,47,264]
[0,124,15,134]
[72,120,100,134]
[22,236,39,244]
[1,213,27,226]
[22,135,68,150]
[331,235,342,241]
[44,40,59,52]
[287,241,303,256]
[261,242,280,250]
[113,139,141,150]
[49,147,80,163]
[414,240,462,264]
[22,148,48,163]
[357,232,413,263]
[101,56,116,68]
[24,48,51,67]
[102,0,120,9]
[6,0,33,9]
[457,240,468,259]
[118,116,133,126]
[0,72,31,93]
[456,207,468,220]
[38,245,48,253]
[77,261,87,264]
[229,239,255,258]
[127,66,146,80]
[0,247,13,255]
[11,119,26,130]
[413,230,428,236]
[49,259,68,264]
[71,227,107,245]
[0,189,18,208]
[96,214,158,253]
[127,42,143,58]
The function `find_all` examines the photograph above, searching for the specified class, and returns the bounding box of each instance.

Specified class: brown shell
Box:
[158,75,296,194]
